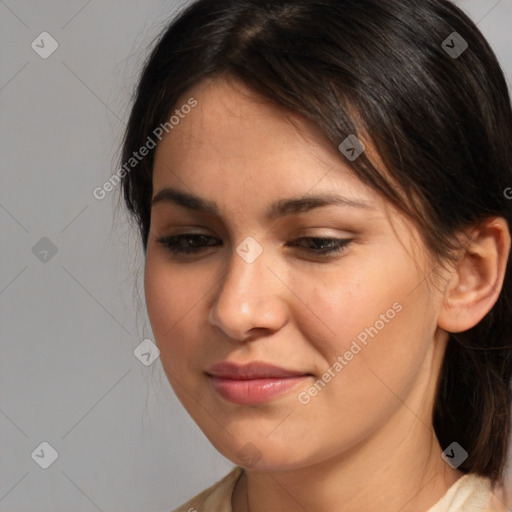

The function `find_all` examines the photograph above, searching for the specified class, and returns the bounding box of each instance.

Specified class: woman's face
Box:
[145,77,448,470]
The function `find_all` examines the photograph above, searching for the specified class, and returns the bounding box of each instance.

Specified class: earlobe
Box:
[437,217,511,334]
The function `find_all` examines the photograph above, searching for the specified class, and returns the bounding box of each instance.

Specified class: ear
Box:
[437,217,511,333]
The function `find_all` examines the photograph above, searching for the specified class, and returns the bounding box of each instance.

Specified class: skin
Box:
[144,77,510,512]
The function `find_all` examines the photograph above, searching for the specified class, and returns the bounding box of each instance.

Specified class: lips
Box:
[207,361,311,405]
[208,361,308,379]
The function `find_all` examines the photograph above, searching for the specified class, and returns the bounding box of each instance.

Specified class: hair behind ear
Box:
[433,262,512,482]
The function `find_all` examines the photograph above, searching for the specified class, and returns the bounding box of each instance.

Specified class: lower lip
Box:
[209,376,309,405]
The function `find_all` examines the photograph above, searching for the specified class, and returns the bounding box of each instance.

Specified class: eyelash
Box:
[156,234,352,257]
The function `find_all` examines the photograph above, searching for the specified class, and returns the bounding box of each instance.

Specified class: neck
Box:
[234,418,463,512]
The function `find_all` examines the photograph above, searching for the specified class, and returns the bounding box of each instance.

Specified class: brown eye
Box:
[156,234,221,254]
[287,237,352,255]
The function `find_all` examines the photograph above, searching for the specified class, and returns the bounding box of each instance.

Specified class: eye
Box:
[286,237,352,256]
[156,234,352,257]
[156,234,221,255]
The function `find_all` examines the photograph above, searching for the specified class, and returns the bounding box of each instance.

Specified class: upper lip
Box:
[207,361,308,380]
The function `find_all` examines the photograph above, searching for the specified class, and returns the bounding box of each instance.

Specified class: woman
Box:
[120,0,512,510]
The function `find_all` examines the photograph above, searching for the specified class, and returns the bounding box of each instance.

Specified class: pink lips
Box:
[207,361,310,405]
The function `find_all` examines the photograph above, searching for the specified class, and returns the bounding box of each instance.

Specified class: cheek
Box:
[290,256,437,398]
[143,254,208,371]
[288,262,405,357]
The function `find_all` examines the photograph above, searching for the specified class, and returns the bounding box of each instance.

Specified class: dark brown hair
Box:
[120,0,512,485]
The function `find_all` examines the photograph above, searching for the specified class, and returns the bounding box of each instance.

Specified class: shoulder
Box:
[170,466,244,512]
[427,473,498,512]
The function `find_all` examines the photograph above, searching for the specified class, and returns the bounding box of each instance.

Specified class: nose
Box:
[208,244,288,341]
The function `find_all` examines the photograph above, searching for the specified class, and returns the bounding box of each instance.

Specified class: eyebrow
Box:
[151,187,374,219]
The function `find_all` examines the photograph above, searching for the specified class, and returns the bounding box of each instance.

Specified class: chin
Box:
[207,432,315,471]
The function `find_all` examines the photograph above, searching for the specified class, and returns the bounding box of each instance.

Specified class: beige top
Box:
[171,466,496,512]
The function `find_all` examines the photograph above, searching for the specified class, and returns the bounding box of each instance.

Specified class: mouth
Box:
[206,361,312,405]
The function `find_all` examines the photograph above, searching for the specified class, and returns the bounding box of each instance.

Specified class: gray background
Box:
[1,1,511,511]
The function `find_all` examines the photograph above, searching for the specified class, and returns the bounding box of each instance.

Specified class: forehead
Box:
[152,77,374,202]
